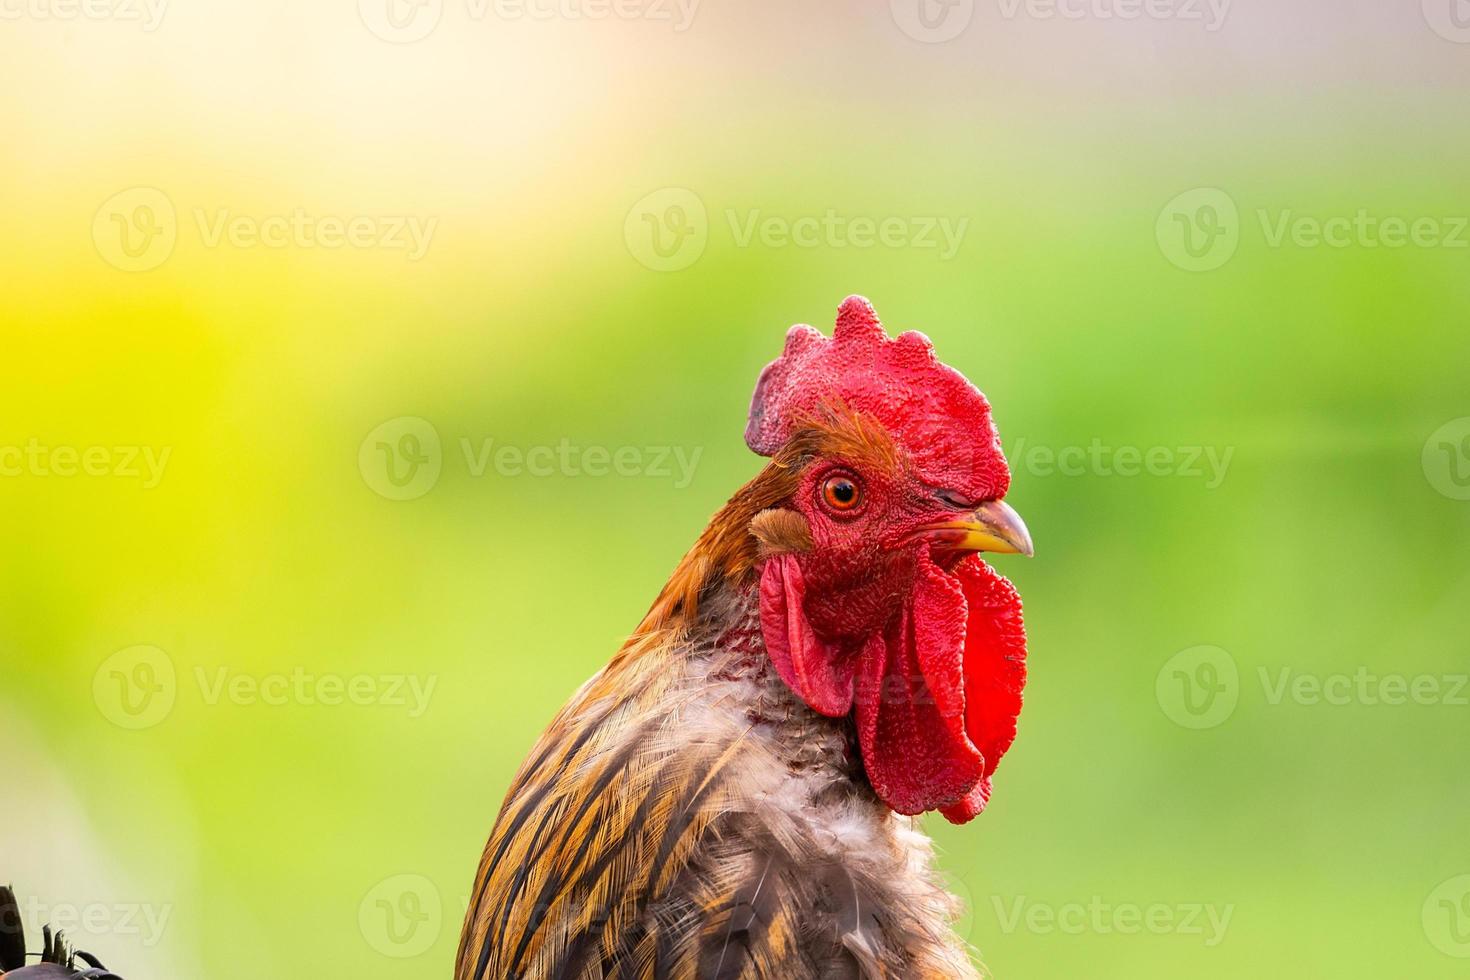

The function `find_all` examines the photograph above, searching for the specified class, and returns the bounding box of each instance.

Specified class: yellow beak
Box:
[927,500,1035,557]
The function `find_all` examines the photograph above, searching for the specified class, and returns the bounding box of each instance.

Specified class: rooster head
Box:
[746,296,1031,825]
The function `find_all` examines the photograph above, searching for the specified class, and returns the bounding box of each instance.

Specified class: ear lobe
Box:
[758,554,857,716]
[749,508,813,558]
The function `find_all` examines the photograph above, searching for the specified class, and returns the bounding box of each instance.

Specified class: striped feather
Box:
[455,585,982,980]
[456,425,984,980]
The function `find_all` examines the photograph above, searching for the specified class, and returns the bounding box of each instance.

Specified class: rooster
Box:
[456,297,1033,980]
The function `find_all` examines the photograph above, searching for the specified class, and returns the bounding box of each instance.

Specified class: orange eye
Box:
[821,474,862,512]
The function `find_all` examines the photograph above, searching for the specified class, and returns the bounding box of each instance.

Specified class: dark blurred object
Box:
[0,886,123,979]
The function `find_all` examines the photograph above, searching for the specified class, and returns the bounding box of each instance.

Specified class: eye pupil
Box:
[822,475,861,511]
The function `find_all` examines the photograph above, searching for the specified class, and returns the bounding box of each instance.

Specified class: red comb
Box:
[746,296,1010,502]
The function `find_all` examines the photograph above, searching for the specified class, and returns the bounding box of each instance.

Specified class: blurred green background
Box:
[2,2,1469,978]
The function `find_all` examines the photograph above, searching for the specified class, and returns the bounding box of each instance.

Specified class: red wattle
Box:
[757,549,1026,824]
[854,548,983,816]
[944,554,1027,823]
[758,554,858,716]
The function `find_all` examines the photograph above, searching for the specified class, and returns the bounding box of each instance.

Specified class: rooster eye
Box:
[820,473,862,513]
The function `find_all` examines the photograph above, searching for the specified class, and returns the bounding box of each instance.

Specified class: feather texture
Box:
[456,419,994,979]
[455,583,982,980]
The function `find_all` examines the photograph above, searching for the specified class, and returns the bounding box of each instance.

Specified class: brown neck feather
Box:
[633,411,899,641]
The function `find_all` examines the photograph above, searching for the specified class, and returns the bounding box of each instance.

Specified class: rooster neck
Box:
[459,567,981,980]
[638,580,978,976]
[691,582,864,793]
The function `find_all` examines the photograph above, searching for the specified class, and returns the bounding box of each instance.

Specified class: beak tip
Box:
[921,499,1035,558]
[978,498,1034,559]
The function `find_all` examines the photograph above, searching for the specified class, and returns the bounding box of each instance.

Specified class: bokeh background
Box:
[2,1,1468,977]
